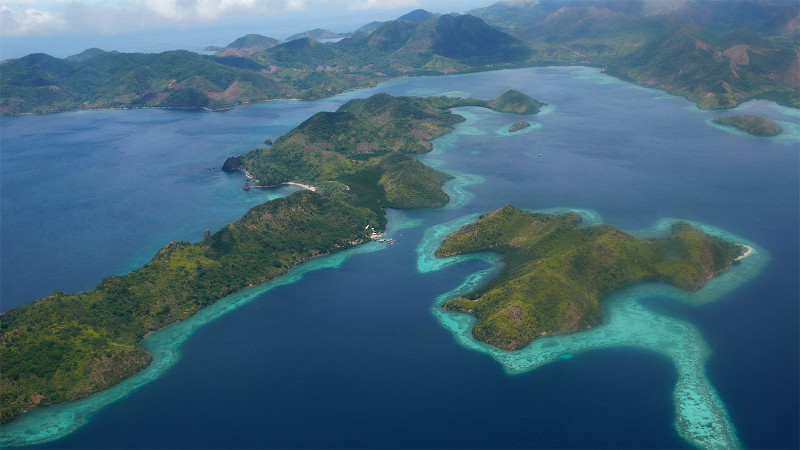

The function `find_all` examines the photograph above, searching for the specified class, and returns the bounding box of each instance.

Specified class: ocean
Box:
[1,67,797,448]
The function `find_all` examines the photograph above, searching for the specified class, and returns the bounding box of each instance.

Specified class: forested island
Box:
[2,1,798,115]
[713,114,783,136]
[436,206,745,350]
[509,120,531,132]
[0,90,541,424]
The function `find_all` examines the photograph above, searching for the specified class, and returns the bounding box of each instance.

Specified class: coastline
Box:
[4,63,797,119]
[418,211,768,450]
[737,244,754,261]
[241,168,316,192]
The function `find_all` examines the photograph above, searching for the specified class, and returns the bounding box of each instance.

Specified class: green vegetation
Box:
[2,92,538,423]
[509,120,531,132]
[472,2,800,110]
[0,14,531,116]
[713,115,783,136]
[436,206,744,350]
[233,92,539,215]
[488,90,544,115]
[3,5,797,115]
[0,191,378,423]
[286,29,345,42]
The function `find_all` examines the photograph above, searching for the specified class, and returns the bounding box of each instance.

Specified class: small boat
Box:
[243,182,251,190]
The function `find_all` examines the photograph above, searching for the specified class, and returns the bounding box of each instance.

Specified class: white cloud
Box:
[0,0,431,36]
[0,0,314,36]
[1,4,67,35]
[349,0,419,11]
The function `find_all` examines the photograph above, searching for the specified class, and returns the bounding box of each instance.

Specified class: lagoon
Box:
[1,67,798,448]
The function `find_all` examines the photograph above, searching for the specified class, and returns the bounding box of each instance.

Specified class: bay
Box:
[1,67,797,448]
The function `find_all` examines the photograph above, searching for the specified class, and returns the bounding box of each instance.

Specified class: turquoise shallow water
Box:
[416,211,768,449]
[1,67,797,448]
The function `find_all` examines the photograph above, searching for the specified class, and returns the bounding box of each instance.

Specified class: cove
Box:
[416,210,768,449]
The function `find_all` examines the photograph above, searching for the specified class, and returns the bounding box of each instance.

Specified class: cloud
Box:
[349,0,419,11]
[0,0,427,36]
[0,0,314,36]
[1,4,67,35]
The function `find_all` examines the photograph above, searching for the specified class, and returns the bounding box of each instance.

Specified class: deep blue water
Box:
[1,67,797,448]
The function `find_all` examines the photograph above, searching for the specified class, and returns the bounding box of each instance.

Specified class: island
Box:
[435,206,745,350]
[0,91,542,424]
[3,6,799,116]
[713,115,783,136]
[508,120,531,132]
[488,90,544,115]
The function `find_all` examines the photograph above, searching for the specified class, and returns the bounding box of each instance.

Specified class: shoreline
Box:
[241,168,316,192]
[736,244,754,261]
[4,64,797,119]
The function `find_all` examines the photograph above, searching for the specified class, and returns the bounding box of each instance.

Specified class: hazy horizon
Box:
[0,0,490,61]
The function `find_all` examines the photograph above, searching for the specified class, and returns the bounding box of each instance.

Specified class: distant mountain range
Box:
[1,0,797,115]
[286,28,346,41]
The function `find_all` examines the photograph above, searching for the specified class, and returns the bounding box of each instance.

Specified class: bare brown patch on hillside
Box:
[208,81,243,100]
[724,44,750,65]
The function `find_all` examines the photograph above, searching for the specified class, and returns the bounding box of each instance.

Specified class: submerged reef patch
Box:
[417,209,767,449]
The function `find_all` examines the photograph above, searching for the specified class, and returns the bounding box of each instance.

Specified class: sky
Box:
[0,0,497,60]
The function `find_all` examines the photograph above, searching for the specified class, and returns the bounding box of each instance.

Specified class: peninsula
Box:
[0,91,542,423]
[713,115,783,136]
[436,206,745,350]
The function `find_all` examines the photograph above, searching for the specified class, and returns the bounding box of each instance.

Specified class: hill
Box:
[215,34,282,57]
[488,89,544,114]
[65,48,109,62]
[436,206,745,350]
[231,90,540,216]
[472,0,800,109]
[3,91,530,423]
[287,28,345,41]
[2,3,798,115]
[0,191,378,424]
[1,14,533,116]
[398,9,438,23]
[713,114,783,136]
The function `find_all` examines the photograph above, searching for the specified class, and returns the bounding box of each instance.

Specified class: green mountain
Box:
[472,0,799,35]
[436,206,745,350]
[668,0,799,33]
[0,50,293,115]
[65,48,110,62]
[471,0,799,109]
[227,34,282,49]
[215,34,283,57]
[0,190,378,424]
[286,28,345,41]
[1,13,533,115]
[397,9,438,23]
[487,89,544,114]
[606,20,799,109]
[713,114,783,136]
[234,93,487,214]
[351,20,385,35]
[0,91,543,423]
[2,2,798,115]
[430,14,531,64]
